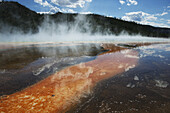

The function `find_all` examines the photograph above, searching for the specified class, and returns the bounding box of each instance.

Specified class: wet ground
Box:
[0,43,103,95]
[68,44,170,113]
[0,42,170,113]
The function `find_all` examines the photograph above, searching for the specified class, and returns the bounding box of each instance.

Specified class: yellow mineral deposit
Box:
[0,45,139,113]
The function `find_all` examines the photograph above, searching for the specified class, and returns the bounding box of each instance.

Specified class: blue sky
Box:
[4,0,170,28]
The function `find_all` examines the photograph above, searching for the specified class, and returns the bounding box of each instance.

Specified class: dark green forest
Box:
[0,1,170,38]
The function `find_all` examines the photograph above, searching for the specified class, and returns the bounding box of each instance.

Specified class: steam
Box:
[0,14,170,43]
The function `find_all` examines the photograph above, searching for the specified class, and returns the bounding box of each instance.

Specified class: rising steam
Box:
[0,14,169,43]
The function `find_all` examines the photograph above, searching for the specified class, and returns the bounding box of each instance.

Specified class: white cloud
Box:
[34,0,91,14]
[167,20,170,24]
[167,6,170,8]
[61,8,77,13]
[37,7,62,14]
[161,12,168,16]
[122,11,170,28]
[106,15,114,18]
[156,12,168,16]
[142,21,170,28]
[49,7,61,13]
[119,0,125,5]
[67,9,77,13]
[43,1,51,7]
[34,0,51,7]
[37,12,51,14]
[48,7,77,13]
[80,11,92,14]
[128,0,138,5]
[122,11,157,22]
[51,0,92,8]
[34,0,80,14]
[119,0,138,6]
[34,0,42,4]
[127,3,131,6]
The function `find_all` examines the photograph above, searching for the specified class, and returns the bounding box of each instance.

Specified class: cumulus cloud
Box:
[34,0,81,14]
[119,0,125,5]
[122,11,170,28]
[51,0,92,8]
[156,12,168,16]
[122,11,157,22]
[61,8,77,13]
[128,0,138,5]
[34,0,51,7]
[34,0,61,14]
[161,12,168,16]
[127,3,130,6]
[119,0,138,6]
[34,0,42,3]
[34,0,92,14]
[167,6,170,8]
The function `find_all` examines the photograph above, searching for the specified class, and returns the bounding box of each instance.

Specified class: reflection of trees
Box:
[0,44,103,69]
[0,46,44,69]
[38,44,102,58]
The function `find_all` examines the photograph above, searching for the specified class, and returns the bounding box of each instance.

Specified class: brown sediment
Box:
[0,44,139,113]
[0,44,18,50]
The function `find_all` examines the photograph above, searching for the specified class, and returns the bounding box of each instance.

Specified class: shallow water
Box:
[0,43,170,113]
[0,43,102,96]
[68,44,170,113]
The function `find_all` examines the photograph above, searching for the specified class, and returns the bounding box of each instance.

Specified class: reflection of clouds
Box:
[52,63,94,108]
[141,44,170,50]
[140,49,156,58]
[51,63,93,81]
[49,62,94,111]
[121,49,131,54]
[154,55,165,58]
[139,44,170,58]
[125,64,136,72]
[165,47,170,51]
[125,54,139,59]
[54,79,92,109]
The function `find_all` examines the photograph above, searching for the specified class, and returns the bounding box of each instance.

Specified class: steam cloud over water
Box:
[0,14,170,43]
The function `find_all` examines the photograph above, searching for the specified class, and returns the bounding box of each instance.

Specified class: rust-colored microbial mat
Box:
[0,48,139,113]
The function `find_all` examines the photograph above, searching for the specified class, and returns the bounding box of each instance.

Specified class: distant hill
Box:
[0,1,170,38]
[0,1,42,33]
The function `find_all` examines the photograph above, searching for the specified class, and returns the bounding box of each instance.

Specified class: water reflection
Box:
[0,44,139,113]
[68,44,170,113]
[0,43,102,95]
[0,43,170,113]
[0,43,102,69]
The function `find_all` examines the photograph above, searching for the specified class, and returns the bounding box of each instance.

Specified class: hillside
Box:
[0,1,43,33]
[0,1,170,38]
